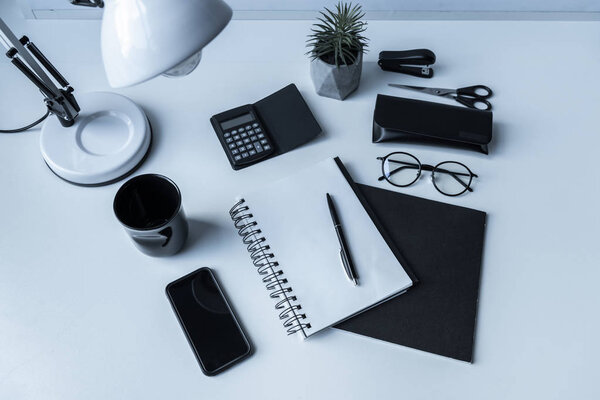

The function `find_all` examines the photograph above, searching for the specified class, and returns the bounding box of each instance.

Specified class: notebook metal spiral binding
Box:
[230,199,311,335]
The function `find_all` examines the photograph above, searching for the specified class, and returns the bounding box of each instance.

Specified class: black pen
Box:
[326,193,359,286]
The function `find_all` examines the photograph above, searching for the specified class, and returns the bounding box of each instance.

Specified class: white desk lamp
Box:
[0,0,232,186]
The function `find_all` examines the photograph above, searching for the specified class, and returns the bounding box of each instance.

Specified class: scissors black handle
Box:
[454,85,493,110]
[454,95,492,111]
[456,85,493,99]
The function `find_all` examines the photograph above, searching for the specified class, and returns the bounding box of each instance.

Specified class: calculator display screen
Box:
[220,113,254,130]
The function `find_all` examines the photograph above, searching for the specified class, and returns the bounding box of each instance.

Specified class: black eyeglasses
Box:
[377,152,478,196]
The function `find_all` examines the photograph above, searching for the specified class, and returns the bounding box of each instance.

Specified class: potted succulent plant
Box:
[307,2,368,100]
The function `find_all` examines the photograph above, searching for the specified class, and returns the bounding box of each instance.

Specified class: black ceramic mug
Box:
[113,174,189,257]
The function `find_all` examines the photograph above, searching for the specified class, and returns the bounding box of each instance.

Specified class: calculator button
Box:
[231,130,237,135]
[260,139,268,145]
[243,138,251,144]
[250,136,258,141]
[246,129,254,135]
[239,145,246,151]
[225,137,233,143]
[249,150,257,156]
[252,123,259,128]
[228,143,236,149]
[233,135,241,140]
[264,144,271,151]
[257,133,265,139]
[234,155,242,161]
[254,127,262,133]
[241,132,248,138]
[231,149,239,155]
[238,127,245,132]
[236,140,243,146]
[245,125,252,130]
[224,132,231,138]
[241,152,249,158]
[254,143,263,152]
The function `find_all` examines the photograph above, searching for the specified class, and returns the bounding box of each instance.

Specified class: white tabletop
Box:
[1,3,599,399]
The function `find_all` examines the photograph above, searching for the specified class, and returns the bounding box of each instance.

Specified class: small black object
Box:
[6,47,17,58]
[211,104,276,168]
[166,268,252,376]
[455,85,493,110]
[211,84,322,170]
[326,193,359,285]
[113,174,188,257]
[377,152,478,197]
[378,49,436,78]
[372,94,493,154]
[70,0,104,7]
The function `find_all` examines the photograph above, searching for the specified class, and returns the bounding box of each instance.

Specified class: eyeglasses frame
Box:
[377,151,478,197]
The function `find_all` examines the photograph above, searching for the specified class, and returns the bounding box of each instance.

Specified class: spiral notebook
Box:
[229,157,414,339]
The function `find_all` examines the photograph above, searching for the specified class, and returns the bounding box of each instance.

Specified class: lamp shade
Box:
[100,0,232,88]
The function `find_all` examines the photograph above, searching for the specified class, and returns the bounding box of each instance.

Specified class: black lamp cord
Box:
[0,108,50,133]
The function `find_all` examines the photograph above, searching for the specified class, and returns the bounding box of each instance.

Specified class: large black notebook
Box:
[334,167,486,362]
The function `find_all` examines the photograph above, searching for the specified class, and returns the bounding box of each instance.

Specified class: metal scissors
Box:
[388,83,493,111]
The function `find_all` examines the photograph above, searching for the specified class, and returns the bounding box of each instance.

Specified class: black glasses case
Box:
[372,95,493,154]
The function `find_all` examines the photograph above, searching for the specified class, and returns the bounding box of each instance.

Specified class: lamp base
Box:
[40,92,151,186]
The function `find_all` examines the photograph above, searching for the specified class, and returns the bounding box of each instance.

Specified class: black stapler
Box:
[378,49,436,78]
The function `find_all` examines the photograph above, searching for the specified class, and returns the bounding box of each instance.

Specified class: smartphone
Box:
[166,267,252,376]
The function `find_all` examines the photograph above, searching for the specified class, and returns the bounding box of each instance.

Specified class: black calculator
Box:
[211,105,275,169]
[210,84,322,170]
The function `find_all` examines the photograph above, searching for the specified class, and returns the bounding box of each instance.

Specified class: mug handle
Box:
[132,227,172,248]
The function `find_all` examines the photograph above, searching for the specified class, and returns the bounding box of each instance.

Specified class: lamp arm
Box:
[0,18,79,127]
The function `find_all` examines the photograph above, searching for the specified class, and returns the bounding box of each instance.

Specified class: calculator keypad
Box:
[220,119,274,166]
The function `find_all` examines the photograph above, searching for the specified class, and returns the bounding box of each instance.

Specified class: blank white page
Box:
[239,157,413,338]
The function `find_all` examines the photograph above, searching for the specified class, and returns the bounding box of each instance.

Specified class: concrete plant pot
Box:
[310,52,362,101]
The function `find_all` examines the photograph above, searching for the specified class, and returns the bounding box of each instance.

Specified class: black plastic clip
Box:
[378,49,436,78]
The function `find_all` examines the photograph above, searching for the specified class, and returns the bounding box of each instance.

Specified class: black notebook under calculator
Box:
[334,164,487,362]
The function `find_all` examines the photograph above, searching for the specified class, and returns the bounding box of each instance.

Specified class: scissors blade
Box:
[388,83,428,93]
[388,83,455,97]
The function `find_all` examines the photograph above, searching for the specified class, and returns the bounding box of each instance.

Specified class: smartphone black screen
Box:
[166,268,251,375]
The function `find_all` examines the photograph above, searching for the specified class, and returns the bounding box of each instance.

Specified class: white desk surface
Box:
[1,3,599,399]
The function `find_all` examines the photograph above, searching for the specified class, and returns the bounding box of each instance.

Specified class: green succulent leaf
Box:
[306,2,369,67]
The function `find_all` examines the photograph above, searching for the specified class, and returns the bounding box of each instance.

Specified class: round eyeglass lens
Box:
[383,152,421,187]
[432,161,473,196]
